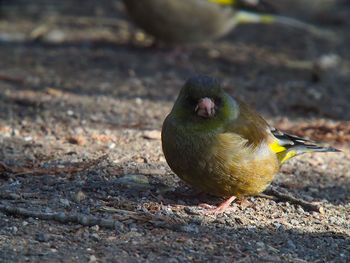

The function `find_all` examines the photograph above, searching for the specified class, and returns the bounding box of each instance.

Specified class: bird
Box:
[161,75,339,214]
[122,0,334,44]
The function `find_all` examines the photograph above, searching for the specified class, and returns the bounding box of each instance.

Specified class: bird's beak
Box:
[195,97,215,118]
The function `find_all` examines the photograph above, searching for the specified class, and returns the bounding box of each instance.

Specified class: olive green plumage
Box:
[122,0,334,44]
[161,75,338,198]
[123,0,238,43]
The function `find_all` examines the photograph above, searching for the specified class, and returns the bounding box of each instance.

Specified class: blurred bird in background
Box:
[122,0,336,44]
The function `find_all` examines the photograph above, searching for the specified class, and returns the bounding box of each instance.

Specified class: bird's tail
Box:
[233,10,338,41]
[269,128,340,164]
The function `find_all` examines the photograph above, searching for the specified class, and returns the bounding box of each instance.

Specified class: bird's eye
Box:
[214,97,221,106]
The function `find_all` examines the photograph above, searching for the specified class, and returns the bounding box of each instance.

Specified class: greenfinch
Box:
[122,0,333,44]
[161,75,339,214]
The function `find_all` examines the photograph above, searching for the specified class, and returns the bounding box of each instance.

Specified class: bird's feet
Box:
[199,196,237,215]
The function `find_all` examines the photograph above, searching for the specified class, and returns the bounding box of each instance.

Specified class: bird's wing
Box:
[223,99,272,148]
[269,127,340,163]
[223,98,339,163]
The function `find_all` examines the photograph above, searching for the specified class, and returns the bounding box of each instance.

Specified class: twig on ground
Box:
[0,161,13,173]
[0,204,189,232]
[262,187,323,213]
[0,154,108,177]
[0,205,124,230]
[0,72,24,84]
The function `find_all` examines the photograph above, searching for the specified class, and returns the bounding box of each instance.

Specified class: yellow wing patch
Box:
[269,140,286,154]
[269,140,295,164]
[208,0,235,5]
[280,151,297,163]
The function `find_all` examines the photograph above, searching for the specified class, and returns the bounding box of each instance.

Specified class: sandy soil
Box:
[0,0,350,262]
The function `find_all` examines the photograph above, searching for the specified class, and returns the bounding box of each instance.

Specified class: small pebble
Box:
[82,207,91,214]
[75,191,86,202]
[286,240,297,250]
[45,207,53,213]
[188,218,202,225]
[27,217,35,223]
[256,242,265,248]
[143,130,161,140]
[90,225,99,232]
[109,142,116,149]
[177,224,199,233]
[9,193,20,200]
[290,219,298,225]
[23,136,32,141]
[115,174,152,190]
[46,29,66,43]
[273,222,281,229]
[10,226,18,234]
[36,233,51,242]
[184,207,200,215]
[135,97,142,105]
[316,54,340,70]
[59,198,70,208]
[89,255,97,263]
[90,233,100,241]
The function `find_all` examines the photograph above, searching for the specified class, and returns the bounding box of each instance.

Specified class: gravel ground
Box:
[0,1,350,262]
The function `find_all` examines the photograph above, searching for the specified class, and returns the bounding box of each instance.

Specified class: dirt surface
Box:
[0,1,350,262]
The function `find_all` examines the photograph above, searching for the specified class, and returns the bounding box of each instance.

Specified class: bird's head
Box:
[170,75,238,133]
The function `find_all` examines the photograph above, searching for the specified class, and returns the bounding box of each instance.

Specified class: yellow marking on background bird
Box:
[235,11,267,23]
[208,0,235,5]
[260,14,275,23]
